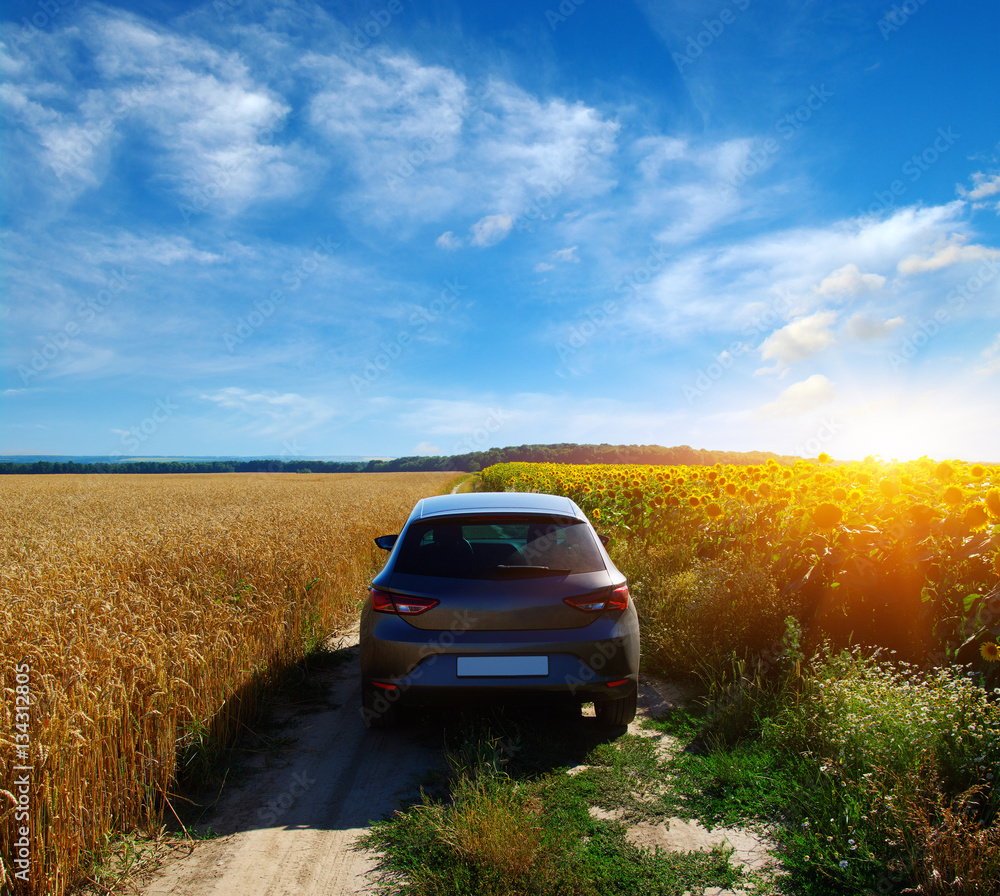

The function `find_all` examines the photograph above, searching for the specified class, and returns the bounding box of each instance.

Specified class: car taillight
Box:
[370,587,396,612]
[370,587,439,615]
[606,585,630,610]
[564,584,630,613]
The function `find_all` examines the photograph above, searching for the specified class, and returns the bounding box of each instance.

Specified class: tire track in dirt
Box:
[141,634,443,896]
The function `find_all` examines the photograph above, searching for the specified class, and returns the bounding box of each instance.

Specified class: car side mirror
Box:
[598,534,610,547]
[374,534,398,550]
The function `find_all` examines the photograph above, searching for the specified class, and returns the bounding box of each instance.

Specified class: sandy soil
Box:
[140,633,444,896]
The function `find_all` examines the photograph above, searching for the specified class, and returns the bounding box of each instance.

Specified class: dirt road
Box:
[140,635,777,896]
[141,633,444,896]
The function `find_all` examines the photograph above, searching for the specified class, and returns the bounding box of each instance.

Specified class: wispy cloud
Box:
[758,311,838,370]
[815,263,885,298]
[200,387,335,437]
[758,374,835,418]
[898,237,1000,274]
[844,313,904,342]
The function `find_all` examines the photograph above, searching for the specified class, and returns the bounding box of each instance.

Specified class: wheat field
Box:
[0,471,458,895]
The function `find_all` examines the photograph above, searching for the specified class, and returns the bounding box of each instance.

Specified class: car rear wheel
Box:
[361,676,401,730]
[594,689,636,727]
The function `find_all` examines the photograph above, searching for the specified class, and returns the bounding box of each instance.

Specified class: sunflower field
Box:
[483,457,1000,891]
[481,457,1000,676]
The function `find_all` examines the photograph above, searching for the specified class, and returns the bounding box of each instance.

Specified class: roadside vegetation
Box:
[481,458,1000,893]
[0,471,458,896]
[363,713,747,896]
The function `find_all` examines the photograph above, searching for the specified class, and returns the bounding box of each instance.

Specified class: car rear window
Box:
[393,515,606,579]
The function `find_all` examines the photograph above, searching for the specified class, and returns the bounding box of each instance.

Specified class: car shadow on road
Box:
[178,644,636,841]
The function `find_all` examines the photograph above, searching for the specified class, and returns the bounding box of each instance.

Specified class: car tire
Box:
[361,677,401,730]
[594,689,637,727]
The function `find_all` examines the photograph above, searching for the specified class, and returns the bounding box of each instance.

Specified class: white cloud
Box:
[959,171,1000,212]
[470,213,513,248]
[815,263,885,297]
[978,333,1000,375]
[308,52,618,228]
[631,202,972,338]
[758,374,835,418]
[413,441,441,455]
[436,231,462,250]
[534,245,579,271]
[758,311,838,368]
[630,136,753,244]
[898,238,1000,274]
[844,313,904,341]
[1,9,301,212]
[200,387,334,437]
[552,246,580,263]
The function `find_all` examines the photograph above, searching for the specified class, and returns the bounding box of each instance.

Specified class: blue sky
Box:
[2,0,998,461]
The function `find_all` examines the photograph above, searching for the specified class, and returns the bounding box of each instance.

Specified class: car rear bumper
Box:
[360,604,639,706]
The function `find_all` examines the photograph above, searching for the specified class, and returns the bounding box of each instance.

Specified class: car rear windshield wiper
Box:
[495,564,571,577]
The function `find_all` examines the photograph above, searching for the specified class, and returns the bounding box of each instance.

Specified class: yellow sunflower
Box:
[980,642,999,663]
[934,461,955,481]
[942,486,964,507]
[812,502,843,529]
[964,504,989,531]
[879,479,900,498]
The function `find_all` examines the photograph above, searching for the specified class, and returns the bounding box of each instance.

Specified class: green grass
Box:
[363,713,748,896]
[640,653,1000,896]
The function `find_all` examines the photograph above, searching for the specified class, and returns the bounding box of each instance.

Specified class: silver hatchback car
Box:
[360,492,639,728]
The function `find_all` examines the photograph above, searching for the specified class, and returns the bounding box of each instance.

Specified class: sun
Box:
[836,412,938,462]
[832,394,976,463]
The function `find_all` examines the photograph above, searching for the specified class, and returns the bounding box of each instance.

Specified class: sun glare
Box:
[836,407,947,463]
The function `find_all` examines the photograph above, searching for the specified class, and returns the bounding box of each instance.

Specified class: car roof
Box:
[411,491,586,521]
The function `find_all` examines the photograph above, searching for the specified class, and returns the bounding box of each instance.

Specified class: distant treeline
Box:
[0,443,800,475]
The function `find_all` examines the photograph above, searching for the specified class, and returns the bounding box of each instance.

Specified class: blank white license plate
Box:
[456,656,549,677]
